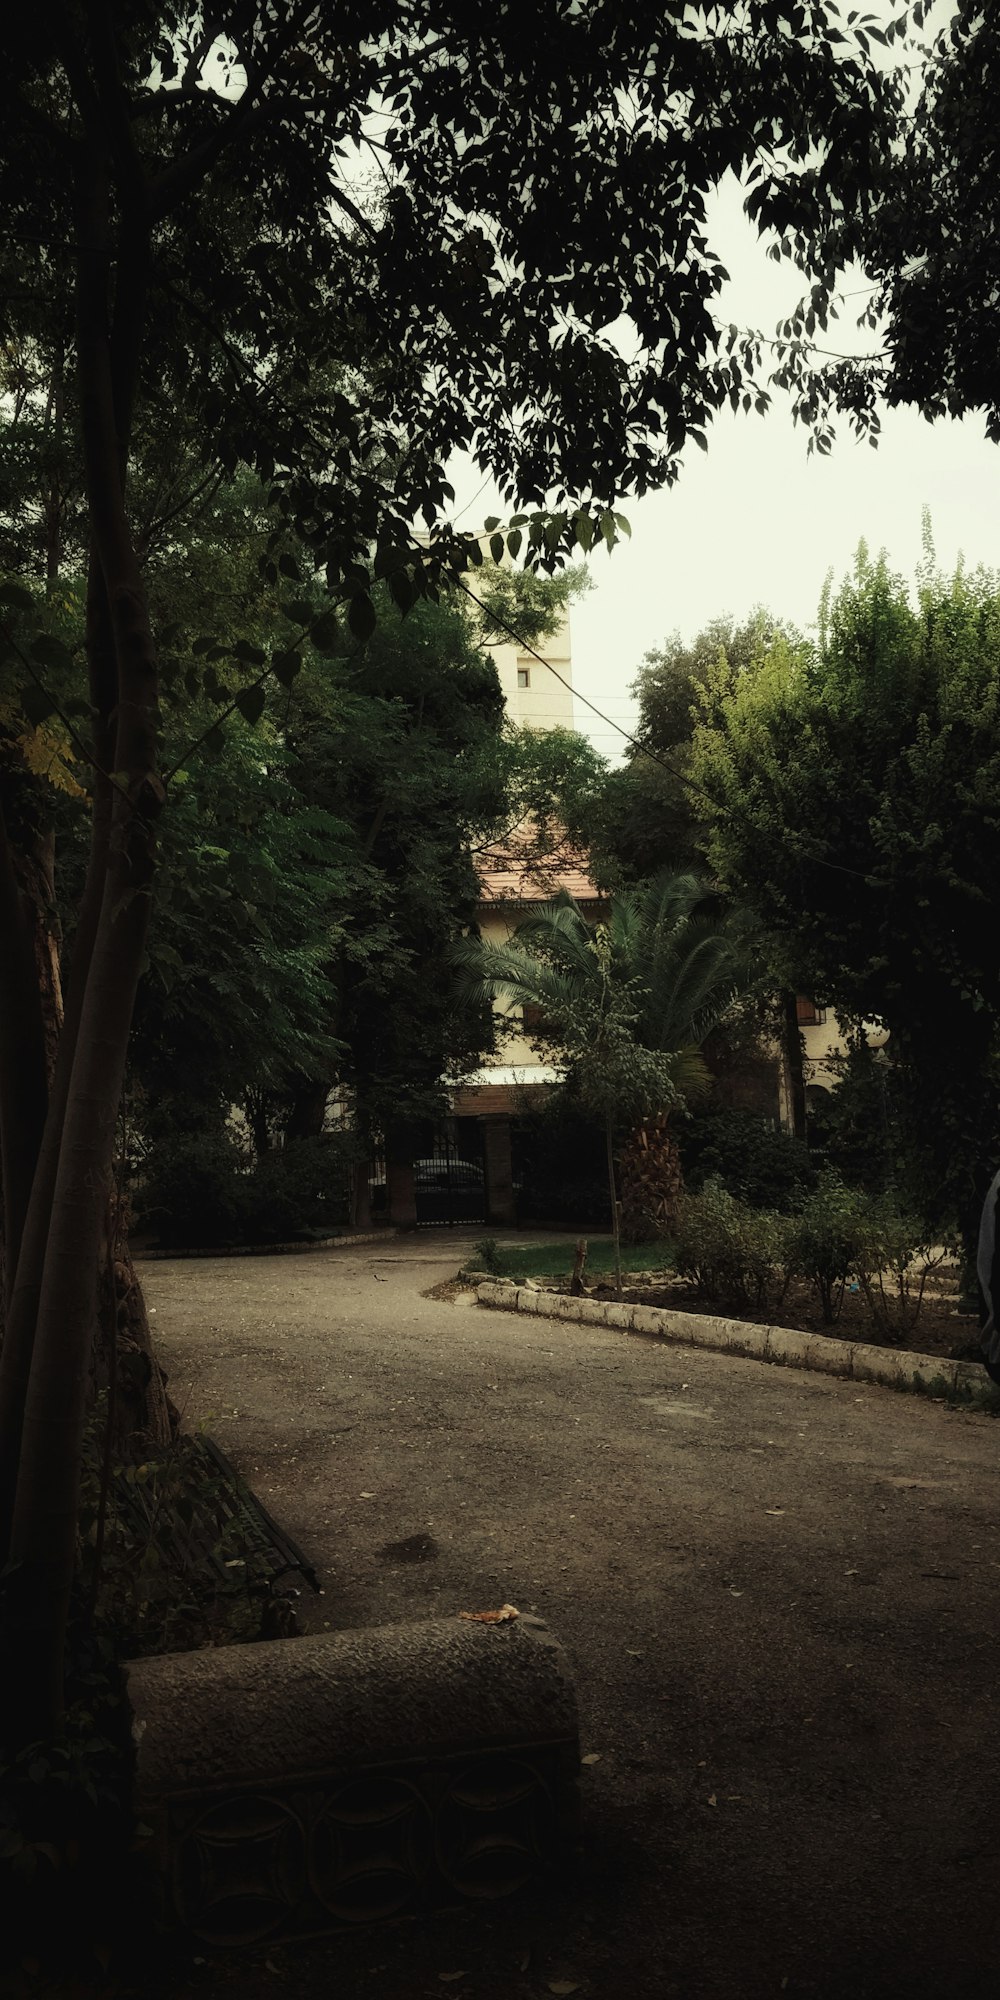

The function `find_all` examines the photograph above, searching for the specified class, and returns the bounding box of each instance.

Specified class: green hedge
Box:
[675,1170,935,1330]
[135,1131,355,1247]
[680,1106,814,1213]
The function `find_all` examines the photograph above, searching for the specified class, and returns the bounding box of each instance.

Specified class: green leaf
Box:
[272,648,302,687]
[20,684,58,726]
[29,632,74,671]
[310,610,339,653]
[278,552,301,581]
[233,639,266,665]
[0,581,34,613]
[507,528,523,561]
[235,684,267,725]
[348,591,376,642]
[489,533,505,563]
[388,569,413,612]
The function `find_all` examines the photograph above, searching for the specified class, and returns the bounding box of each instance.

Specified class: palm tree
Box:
[454,870,744,1293]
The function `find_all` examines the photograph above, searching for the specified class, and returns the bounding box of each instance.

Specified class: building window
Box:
[795,996,827,1026]
[517,667,530,688]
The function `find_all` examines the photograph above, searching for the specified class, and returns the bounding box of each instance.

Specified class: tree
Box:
[456,873,743,1292]
[870,7,1000,433]
[282,590,511,1145]
[691,544,1000,1255]
[738,10,1000,452]
[0,4,904,1735]
[587,611,798,885]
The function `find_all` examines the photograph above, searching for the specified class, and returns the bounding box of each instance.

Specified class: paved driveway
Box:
[146,1233,1000,2000]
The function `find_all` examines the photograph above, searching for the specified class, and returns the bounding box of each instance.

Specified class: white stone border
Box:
[475,1281,998,1407]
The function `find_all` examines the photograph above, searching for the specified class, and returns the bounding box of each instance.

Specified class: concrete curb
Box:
[475,1280,999,1409]
[133,1229,397,1263]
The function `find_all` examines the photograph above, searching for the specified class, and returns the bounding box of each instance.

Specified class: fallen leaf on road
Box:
[547,1983,582,1996]
[765,1508,785,1516]
[707,1793,718,1807]
[729,1588,743,1597]
[359,1491,375,1500]
[438,1974,466,1984]
[580,1752,601,1765]
[458,1604,519,1623]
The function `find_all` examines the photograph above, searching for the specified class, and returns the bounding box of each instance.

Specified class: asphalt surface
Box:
[146,1231,1000,2000]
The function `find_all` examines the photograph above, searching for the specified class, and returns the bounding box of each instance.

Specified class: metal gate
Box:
[413,1119,486,1227]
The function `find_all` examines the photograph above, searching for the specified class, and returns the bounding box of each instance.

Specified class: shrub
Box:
[784,1170,871,1322]
[674,1177,792,1313]
[511,1101,610,1227]
[134,1126,248,1247]
[783,1169,933,1326]
[472,1236,503,1275]
[240,1136,353,1243]
[805,1042,903,1197]
[673,1166,941,1336]
[136,1129,354,1247]
[853,1208,946,1340]
[680,1106,813,1213]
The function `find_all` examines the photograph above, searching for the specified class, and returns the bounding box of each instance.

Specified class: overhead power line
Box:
[453,568,869,885]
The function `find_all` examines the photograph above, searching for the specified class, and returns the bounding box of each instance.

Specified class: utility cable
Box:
[451,565,870,884]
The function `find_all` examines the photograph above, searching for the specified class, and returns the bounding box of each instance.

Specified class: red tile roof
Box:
[476,824,601,906]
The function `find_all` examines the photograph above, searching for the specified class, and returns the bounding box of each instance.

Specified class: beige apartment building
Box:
[375,600,865,1227]
[378,598,596,1228]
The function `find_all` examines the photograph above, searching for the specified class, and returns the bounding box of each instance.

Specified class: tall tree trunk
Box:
[0,563,117,1562]
[285,1080,330,1141]
[20,825,65,1081]
[245,1087,272,1156]
[4,151,164,1738]
[43,351,65,591]
[782,990,808,1143]
[0,796,50,1318]
[93,1180,175,1453]
[618,1112,684,1243]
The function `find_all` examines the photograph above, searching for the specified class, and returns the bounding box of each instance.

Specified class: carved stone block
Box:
[127,1615,579,1947]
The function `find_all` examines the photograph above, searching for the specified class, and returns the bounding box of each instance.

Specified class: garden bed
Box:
[540,1265,980,1364]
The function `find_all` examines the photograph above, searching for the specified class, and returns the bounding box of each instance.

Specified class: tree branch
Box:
[147,0,324,223]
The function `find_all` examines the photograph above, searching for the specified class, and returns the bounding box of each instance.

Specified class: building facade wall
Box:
[487,609,574,733]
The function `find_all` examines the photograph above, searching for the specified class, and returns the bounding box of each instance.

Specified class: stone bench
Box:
[127,1614,579,1949]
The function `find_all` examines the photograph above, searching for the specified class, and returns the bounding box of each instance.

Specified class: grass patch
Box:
[467,1236,674,1282]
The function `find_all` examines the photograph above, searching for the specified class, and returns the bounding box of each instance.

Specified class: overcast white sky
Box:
[449,165,1000,763]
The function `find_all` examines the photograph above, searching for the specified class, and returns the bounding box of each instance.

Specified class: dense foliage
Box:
[456,872,744,1280]
[692,545,1000,1250]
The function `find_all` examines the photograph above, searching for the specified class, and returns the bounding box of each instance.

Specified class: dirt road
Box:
[146,1232,1000,2000]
